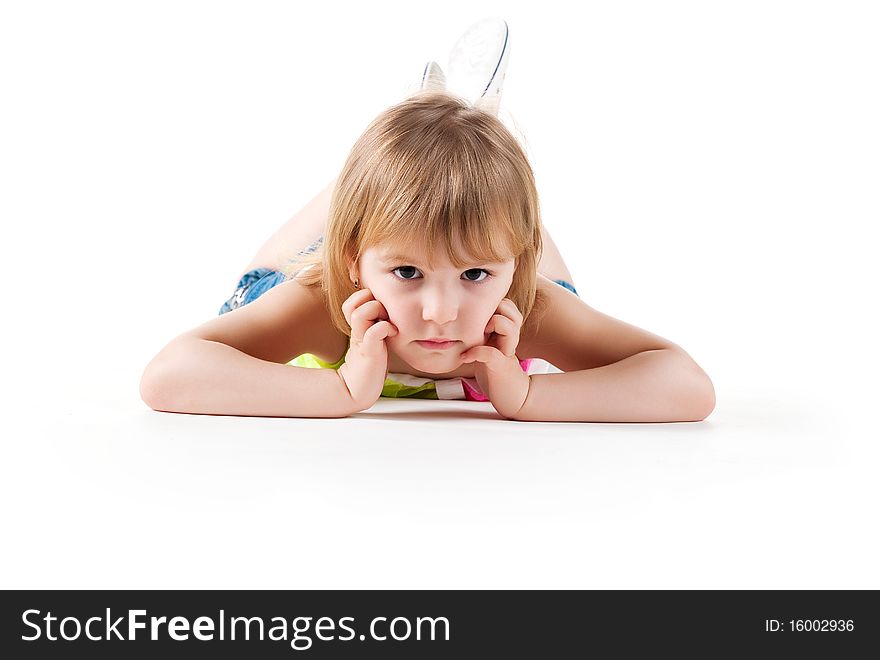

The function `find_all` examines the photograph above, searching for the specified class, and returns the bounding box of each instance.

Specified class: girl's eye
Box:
[393,266,419,280]
[391,266,491,284]
[462,268,490,283]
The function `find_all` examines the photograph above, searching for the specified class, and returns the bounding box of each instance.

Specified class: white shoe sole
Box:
[446,17,510,113]
[420,60,447,92]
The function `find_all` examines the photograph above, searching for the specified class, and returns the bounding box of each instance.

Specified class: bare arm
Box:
[513,348,715,423]
[140,337,357,418]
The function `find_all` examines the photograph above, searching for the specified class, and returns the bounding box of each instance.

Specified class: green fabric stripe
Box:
[289,352,344,370]
[289,352,440,399]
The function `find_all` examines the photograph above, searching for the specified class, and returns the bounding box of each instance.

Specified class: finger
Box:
[497,298,524,325]
[351,300,388,325]
[498,333,520,358]
[341,288,375,328]
[489,314,517,336]
[461,345,498,364]
[349,299,390,343]
[482,315,519,357]
[363,320,398,351]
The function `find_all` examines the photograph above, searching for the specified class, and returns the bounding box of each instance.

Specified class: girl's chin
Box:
[400,346,464,367]
[407,362,462,376]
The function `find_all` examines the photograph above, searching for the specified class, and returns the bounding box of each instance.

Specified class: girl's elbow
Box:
[139,369,164,410]
[140,362,177,411]
[692,374,716,421]
[670,350,715,421]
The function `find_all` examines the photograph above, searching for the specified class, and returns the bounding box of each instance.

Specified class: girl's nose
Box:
[421,290,459,326]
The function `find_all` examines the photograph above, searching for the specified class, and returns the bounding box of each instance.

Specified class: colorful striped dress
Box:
[288,340,555,401]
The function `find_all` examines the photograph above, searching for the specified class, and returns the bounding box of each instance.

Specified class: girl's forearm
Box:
[514,349,715,423]
[140,337,358,418]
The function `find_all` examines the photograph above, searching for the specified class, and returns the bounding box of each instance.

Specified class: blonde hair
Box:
[282,91,547,338]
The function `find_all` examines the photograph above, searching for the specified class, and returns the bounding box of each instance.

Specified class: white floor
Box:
[3,362,877,589]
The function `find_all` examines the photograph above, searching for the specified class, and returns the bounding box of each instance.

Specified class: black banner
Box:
[1,590,875,658]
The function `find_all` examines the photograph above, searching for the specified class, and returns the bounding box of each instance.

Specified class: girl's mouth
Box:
[416,340,459,350]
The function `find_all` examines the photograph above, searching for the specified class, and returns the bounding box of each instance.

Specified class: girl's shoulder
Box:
[518,274,571,359]
[189,277,346,366]
[518,274,679,371]
[297,282,350,364]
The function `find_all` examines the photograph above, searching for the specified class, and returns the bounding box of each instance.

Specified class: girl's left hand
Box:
[460,298,530,419]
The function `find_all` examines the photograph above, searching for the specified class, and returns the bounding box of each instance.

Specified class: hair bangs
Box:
[357,128,523,269]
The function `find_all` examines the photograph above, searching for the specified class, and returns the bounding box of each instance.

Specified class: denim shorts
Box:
[218,268,288,314]
[219,237,579,315]
[219,236,324,315]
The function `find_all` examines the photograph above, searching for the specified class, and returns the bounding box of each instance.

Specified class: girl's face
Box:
[353,241,516,374]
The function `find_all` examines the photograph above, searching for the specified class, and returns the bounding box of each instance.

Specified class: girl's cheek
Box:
[369,291,397,320]
[381,309,405,335]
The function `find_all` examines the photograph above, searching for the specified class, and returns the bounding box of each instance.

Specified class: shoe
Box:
[446,17,510,116]
[420,60,447,92]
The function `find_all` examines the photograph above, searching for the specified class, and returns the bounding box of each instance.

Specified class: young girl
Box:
[140,21,715,422]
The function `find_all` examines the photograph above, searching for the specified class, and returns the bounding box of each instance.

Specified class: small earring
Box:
[354,278,360,289]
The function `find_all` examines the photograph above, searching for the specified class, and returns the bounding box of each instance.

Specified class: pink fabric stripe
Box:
[461,379,488,401]
[462,359,533,402]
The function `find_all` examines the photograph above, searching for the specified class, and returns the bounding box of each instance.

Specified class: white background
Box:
[1,0,878,588]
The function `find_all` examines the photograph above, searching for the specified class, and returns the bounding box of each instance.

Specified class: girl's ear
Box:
[346,255,359,285]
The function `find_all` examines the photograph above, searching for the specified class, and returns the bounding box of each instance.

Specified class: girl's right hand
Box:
[337,288,399,411]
